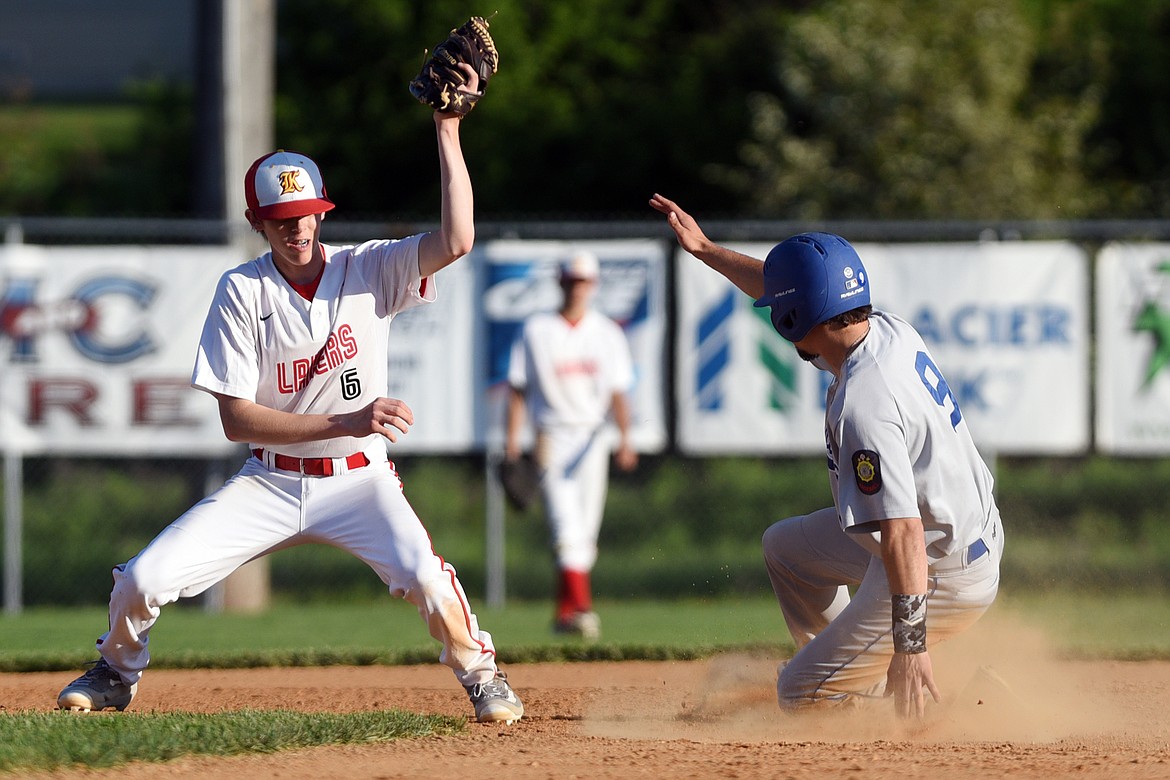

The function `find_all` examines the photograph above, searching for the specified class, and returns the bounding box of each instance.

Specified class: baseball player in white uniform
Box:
[57,80,524,724]
[504,252,638,639]
[652,194,1003,718]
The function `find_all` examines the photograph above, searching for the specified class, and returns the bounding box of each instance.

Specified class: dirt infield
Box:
[4,618,1170,779]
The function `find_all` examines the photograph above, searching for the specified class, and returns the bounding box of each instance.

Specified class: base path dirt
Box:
[4,627,1170,780]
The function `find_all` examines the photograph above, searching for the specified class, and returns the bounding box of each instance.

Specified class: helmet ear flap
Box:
[773,307,797,336]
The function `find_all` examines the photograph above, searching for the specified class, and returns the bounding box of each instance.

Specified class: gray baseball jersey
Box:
[825,310,997,563]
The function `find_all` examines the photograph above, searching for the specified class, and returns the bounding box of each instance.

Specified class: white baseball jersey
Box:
[95,233,506,693]
[191,236,431,459]
[825,310,997,563]
[507,310,634,431]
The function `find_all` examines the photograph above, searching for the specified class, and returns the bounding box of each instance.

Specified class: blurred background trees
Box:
[719,0,1108,219]
[1,0,1169,221]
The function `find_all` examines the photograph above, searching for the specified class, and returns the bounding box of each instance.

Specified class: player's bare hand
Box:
[458,63,481,96]
[649,193,714,257]
[886,651,942,719]
[614,443,638,472]
[343,397,414,442]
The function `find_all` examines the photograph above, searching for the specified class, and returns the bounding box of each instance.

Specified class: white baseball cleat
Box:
[57,659,137,712]
[465,671,524,724]
[554,610,601,640]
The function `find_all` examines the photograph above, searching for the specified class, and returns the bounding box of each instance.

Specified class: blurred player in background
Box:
[56,72,524,725]
[651,193,1003,719]
[504,251,639,639]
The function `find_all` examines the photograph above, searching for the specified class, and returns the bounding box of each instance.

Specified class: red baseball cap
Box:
[244,150,336,220]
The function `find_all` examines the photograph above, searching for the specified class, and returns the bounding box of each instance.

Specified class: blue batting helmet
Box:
[752,232,870,342]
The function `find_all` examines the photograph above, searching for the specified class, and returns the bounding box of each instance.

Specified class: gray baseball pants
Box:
[762,506,1003,708]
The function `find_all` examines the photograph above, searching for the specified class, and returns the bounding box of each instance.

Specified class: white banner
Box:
[1096,242,1170,453]
[676,241,1090,455]
[384,258,477,453]
[479,240,668,452]
[0,243,485,456]
[674,253,826,453]
[1,238,1091,458]
[0,244,241,455]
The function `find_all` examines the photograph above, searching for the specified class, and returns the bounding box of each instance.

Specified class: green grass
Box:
[0,709,461,772]
[0,597,794,672]
[4,591,1170,673]
[1001,590,1170,659]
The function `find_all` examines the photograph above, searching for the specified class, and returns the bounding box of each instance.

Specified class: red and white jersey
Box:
[508,310,634,430]
[191,236,433,458]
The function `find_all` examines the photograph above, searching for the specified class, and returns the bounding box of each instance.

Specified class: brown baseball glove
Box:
[409,16,499,115]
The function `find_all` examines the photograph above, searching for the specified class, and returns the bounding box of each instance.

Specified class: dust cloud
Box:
[582,607,1136,744]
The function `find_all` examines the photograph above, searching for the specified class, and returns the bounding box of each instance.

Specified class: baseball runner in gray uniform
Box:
[651,194,1003,718]
[56,70,524,724]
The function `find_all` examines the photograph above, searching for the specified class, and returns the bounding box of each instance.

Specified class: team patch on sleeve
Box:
[852,450,882,495]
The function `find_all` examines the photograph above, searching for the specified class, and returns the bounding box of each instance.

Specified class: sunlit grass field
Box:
[4,590,1169,673]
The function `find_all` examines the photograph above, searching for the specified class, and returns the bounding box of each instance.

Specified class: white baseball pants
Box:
[95,452,500,688]
[762,506,1003,708]
[536,426,610,572]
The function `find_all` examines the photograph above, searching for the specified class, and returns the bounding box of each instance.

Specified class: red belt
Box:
[252,448,370,476]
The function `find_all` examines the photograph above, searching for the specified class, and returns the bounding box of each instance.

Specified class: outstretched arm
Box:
[418,67,479,278]
[649,193,766,299]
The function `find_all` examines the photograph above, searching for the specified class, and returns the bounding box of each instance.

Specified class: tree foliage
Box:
[718,0,1109,219]
[4,1,1170,220]
[1081,0,1170,217]
[273,0,786,219]
[0,82,193,217]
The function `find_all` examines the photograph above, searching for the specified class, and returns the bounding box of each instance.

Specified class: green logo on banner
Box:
[1134,260,1170,388]
[751,304,797,410]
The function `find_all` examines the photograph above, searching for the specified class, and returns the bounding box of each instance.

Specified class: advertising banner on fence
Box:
[383,258,477,452]
[675,241,1090,455]
[0,244,241,455]
[674,250,827,454]
[479,240,668,452]
[1096,242,1170,454]
[0,244,483,456]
